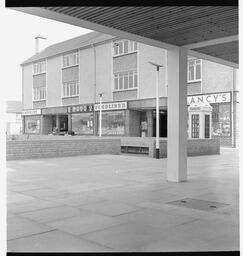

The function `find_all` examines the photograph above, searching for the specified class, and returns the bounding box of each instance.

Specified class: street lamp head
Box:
[98,92,104,97]
[148,61,164,68]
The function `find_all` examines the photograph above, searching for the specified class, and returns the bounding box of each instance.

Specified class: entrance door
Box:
[59,115,68,132]
[152,110,167,137]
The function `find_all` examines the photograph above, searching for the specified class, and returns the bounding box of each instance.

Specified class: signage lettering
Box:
[22,109,41,115]
[94,101,127,111]
[187,93,230,105]
[67,104,94,113]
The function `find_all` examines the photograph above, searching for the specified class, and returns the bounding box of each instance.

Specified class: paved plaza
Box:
[7,148,239,252]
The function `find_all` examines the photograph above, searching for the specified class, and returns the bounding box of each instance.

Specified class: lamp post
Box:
[149,61,163,159]
[98,92,103,137]
[91,42,97,136]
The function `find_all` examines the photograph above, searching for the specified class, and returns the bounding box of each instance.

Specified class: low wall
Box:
[150,138,220,158]
[6,138,121,160]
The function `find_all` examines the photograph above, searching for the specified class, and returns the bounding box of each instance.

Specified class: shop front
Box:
[22,109,42,134]
[187,92,232,145]
[95,101,127,136]
[42,106,69,134]
[67,104,94,135]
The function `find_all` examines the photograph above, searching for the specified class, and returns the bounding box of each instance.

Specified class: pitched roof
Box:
[21,31,116,66]
[6,101,22,113]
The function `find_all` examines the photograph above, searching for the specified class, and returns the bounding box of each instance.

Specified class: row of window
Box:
[63,52,79,68]
[33,61,46,75]
[114,71,138,91]
[113,40,138,56]
[188,59,201,82]
[33,57,201,84]
[63,81,80,97]
[33,87,46,101]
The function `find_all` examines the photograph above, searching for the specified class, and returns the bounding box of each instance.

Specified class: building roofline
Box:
[21,31,118,66]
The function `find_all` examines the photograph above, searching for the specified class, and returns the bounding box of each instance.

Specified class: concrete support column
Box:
[124,110,130,136]
[56,115,60,130]
[22,116,25,134]
[40,115,44,135]
[68,114,72,131]
[167,47,187,182]
[146,110,153,137]
[232,68,239,148]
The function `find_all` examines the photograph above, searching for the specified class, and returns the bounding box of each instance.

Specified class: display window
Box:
[72,113,93,135]
[212,103,231,137]
[97,110,125,135]
[24,115,41,134]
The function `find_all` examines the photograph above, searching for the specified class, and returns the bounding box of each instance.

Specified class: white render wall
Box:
[46,55,62,107]
[22,64,33,110]
[138,43,167,99]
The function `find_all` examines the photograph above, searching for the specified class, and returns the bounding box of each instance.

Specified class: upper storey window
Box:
[188,59,202,82]
[113,40,138,56]
[33,61,46,75]
[63,51,79,68]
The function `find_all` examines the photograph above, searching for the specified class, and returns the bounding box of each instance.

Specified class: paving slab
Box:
[46,211,125,236]
[7,215,54,240]
[115,207,198,229]
[81,222,172,251]
[8,230,113,252]
[6,148,239,252]
[8,198,63,214]
[78,201,139,217]
[19,206,82,223]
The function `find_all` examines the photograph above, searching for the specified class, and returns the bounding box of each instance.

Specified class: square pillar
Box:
[56,115,60,130]
[68,114,72,131]
[146,110,153,137]
[167,47,187,182]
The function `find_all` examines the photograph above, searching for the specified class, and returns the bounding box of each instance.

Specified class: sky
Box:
[1,6,92,103]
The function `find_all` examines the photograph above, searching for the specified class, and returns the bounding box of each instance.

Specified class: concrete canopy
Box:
[11,6,238,67]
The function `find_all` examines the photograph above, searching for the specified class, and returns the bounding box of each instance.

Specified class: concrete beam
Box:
[167,47,187,182]
[184,35,238,49]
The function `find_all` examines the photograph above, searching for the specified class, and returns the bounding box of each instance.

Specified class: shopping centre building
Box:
[21,31,239,147]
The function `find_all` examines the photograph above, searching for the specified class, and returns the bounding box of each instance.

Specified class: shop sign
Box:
[42,106,68,114]
[22,109,41,115]
[94,101,127,111]
[67,104,94,113]
[187,92,231,105]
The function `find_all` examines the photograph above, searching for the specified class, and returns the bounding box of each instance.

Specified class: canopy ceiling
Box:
[12,6,239,66]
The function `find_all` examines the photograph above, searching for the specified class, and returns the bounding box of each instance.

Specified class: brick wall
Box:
[113,53,137,73]
[187,82,201,95]
[113,89,137,101]
[149,138,220,158]
[33,101,46,109]
[6,138,121,160]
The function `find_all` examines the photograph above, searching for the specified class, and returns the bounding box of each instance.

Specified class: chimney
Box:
[35,35,47,54]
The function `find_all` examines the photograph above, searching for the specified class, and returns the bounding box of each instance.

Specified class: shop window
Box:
[188,59,201,82]
[114,71,138,91]
[113,40,138,56]
[212,104,231,137]
[63,51,79,68]
[205,115,210,138]
[191,114,199,138]
[25,116,41,134]
[72,113,93,135]
[97,110,125,135]
[33,87,46,101]
[62,81,79,97]
[33,61,46,75]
